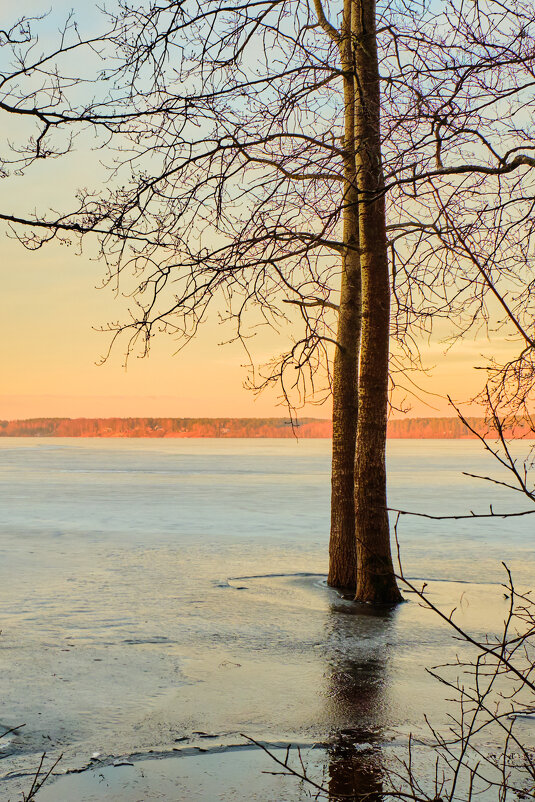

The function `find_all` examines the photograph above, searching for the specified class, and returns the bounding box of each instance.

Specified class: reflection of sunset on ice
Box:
[1,438,534,798]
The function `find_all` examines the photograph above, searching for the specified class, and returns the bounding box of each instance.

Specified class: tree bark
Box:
[328,0,362,592]
[353,0,402,604]
[328,228,361,591]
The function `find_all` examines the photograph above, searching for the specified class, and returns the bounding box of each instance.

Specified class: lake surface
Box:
[0,438,534,800]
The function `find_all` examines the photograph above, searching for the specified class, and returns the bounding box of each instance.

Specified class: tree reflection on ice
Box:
[322,600,397,801]
[327,736,383,801]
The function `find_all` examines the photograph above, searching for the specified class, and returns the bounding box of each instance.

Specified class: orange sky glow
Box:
[0,11,524,424]
[2,232,521,421]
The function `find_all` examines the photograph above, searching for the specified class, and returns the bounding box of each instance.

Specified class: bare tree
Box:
[0,0,403,601]
[2,0,535,601]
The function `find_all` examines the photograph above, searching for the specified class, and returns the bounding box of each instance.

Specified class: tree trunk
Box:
[353,0,402,604]
[328,236,361,591]
[328,0,362,592]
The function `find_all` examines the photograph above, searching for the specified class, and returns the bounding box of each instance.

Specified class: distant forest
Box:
[0,417,533,438]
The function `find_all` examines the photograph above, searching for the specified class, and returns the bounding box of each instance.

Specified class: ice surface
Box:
[0,438,533,799]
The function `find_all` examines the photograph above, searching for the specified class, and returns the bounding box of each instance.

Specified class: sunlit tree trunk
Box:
[328,215,361,591]
[353,0,402,604]
[328,0,361,592]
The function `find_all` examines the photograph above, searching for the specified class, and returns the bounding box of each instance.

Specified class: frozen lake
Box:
[0,438,533,799]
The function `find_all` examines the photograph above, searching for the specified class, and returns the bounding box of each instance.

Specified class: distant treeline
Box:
[0,416,533,438]
[0,417,328,438]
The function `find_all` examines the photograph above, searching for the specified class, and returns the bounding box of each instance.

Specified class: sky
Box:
[1,158,519,421]
[2,228,518,421]
[0,1,524,422]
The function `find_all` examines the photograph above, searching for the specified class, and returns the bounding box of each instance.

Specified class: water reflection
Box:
[326,737,383,801]
[322,598,398,800]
